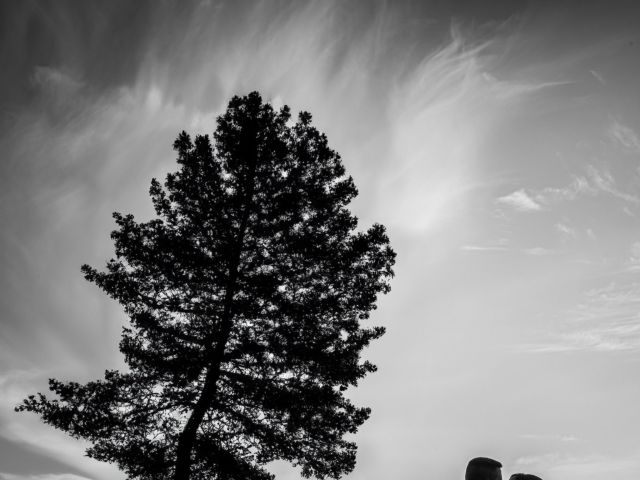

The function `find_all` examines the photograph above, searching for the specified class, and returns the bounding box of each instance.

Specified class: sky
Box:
[1,1,640,479]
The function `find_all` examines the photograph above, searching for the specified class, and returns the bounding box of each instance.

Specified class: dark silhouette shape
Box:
[509,475,543,480]
[16,92,396,480]
[466,457,503,480]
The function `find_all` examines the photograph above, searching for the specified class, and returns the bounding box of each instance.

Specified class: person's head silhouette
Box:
[465,457,503,480]
[509,475,542,480]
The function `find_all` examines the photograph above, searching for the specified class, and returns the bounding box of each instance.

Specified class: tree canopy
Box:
[18,92,396,480]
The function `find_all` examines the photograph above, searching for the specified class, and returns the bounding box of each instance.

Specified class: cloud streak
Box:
[496,189,543,212]
[609,119,640,154]
[524,281,640,353]
[499,164,640,214]
[512,451,640,480]
[0,475,92,480]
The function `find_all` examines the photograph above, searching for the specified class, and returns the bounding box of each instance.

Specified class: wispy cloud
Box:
[512,452,640,480]
[377,24,541,232]
[535,175,595,203]
[0,475,92,480]
[496,189,542,211]
[461,236,512,253]
[31,66,83,93]
[556,222,577,238]
[522,247,557,256]
[483,72,573,99]
[498,164,639,218]
[584,165,640,203]
[460,245,558,256]
[589,69,606,85]
[460,245,507,252]
[523,281,640,353]
[609,119,640,153]
[0,369,43,412]
[627,241,640,271]
[531,164,639,207]
[519,433,580,442]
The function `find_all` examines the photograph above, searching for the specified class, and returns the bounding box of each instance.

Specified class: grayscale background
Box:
[1,1,640,479]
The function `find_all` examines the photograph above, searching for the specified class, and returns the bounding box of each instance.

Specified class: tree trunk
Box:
[173,136,257,480]
[173,360,224,479]
[173,265,240,480]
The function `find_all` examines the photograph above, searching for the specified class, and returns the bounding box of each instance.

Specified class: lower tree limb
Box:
[173,364,222,480]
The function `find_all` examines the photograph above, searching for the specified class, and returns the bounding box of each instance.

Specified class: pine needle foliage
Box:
[18,92,395,480]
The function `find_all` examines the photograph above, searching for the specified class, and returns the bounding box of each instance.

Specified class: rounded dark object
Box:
[466,457,503,480]
[509,475,542,480]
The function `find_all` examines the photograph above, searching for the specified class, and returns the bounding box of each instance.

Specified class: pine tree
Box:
[18,92,396,480]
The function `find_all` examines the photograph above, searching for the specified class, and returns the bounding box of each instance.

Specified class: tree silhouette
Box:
[17,92,396,480]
